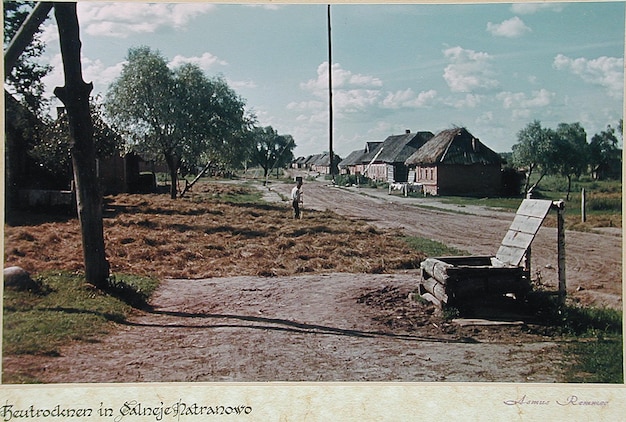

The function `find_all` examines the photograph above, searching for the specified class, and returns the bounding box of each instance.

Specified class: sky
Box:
[34,1,625,158]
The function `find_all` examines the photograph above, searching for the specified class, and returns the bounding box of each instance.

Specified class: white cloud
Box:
[381,88,437,109]
[302,62,383,96]
[511,3,565,15]
[300,62,383,114]
[486,17,531,38]
[497,88,555,110]
[82,58,126,94]
[452,93,483,109]
[553,54,624,97]
[168,53,228,72]
[442,46,499,93]
[287,100,325,111]
[77,3,216,37]
[228,79,258,90]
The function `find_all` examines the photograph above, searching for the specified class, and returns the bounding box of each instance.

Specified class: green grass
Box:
[523,294,623,383]
[3,271,159,357]
[403,236,468,257]
[559,306,623,383]
[566,335,623,383]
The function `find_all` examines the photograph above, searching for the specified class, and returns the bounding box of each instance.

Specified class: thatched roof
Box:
[405,127,501,166]
[338,149,365,168]
[376,131,434,163]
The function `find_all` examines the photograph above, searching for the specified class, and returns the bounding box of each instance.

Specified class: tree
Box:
[590,122,622,180]
[511,120,559,195]
[53,2,109,288]
[105,46,249,198]
[3,0,53,117]
[174,65,252,173]
[31,97,123,188]
[553,122,589,200]
[250,126,296,183]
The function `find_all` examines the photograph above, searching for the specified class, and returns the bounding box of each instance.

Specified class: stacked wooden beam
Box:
[418,256,530,308]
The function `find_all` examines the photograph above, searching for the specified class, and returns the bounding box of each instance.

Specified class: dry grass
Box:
[4,182,425,280]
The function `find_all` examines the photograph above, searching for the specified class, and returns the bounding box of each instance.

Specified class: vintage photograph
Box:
[3,0,622,395]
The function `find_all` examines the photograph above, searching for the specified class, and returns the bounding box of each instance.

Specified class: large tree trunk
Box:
[164,152,179,199]
[53,2,109,288]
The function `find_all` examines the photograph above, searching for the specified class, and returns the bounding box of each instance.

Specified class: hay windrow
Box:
[4,182,425,279]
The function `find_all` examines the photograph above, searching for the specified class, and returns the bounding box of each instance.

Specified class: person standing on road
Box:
[291,178,303,219]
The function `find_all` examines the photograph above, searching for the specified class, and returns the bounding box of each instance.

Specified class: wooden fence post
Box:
[581,188,586,222]
[553,200,566,305]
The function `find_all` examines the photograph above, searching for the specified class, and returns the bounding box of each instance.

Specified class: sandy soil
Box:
[3,177,621,383]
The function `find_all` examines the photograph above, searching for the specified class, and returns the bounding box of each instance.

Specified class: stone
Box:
[3,266,39,291]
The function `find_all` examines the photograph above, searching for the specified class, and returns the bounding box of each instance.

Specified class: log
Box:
[419,292,441,308]
[418,277,448,303]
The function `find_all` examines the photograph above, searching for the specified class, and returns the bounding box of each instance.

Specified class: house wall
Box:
[414,164,501,196]
[437,164,502,196]
[415,165,438,195]
[366,163,387,181]
[97,155,126,194]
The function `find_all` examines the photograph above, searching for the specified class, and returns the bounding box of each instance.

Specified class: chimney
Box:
[405,129,411,134]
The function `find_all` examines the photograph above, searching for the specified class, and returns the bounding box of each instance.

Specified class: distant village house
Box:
[404,127,502,196]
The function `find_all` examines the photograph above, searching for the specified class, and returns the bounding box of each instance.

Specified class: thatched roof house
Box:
[339,131,434,181]
[338,141,382,176]
[366,130,434,181]
[405,127,502,196]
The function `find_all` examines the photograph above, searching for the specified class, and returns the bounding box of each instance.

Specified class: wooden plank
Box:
[495,199,552,266]
[495,244,527,267]
[515,199,553,218]
[500,230,535,249]
[508,214,546,234]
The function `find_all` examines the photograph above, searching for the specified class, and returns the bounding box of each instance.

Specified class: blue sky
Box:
[37,2,624,158]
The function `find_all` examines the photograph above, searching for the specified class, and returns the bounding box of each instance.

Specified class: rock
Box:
[3,266,39,291]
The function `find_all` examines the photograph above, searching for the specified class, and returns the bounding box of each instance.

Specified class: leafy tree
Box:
[3,0,53,117]
[554,122,589,200]
[590,122,622,180]
[249,126,296,183]
[105,46,249,198]
[511,120,559,195]
[174,64,252,173]
[30,97,123,187]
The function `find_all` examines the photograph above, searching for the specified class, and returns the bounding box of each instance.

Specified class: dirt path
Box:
[4,179,621,383]
[6,274,564,383]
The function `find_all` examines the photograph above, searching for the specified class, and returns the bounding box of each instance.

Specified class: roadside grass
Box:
[403,175,621,231]
[2,271,159,360]
[557,305,623,383]
[403,236,468,257]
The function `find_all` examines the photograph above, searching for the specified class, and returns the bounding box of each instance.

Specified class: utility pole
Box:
[327,4,335,183]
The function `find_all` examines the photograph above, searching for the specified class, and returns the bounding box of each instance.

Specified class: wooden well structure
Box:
[418,199,566,309]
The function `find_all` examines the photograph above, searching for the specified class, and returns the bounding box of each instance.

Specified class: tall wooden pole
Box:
[53,2,110,288]
[327,5,335,183]
[554,200,566,305]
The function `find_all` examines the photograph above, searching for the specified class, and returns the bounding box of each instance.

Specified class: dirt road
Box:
[267,178,622,311]
[4,178,621,383]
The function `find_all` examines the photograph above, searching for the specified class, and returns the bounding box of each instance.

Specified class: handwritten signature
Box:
[504,395,608,407]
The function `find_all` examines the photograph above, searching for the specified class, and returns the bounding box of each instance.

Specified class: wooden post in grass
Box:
[553,200,566,305]
[581,188,586,222]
